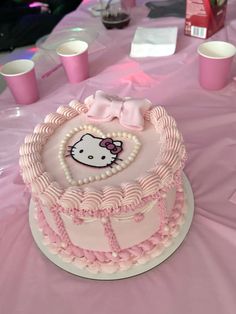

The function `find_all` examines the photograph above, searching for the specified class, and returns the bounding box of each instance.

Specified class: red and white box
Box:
[184,0,228,39]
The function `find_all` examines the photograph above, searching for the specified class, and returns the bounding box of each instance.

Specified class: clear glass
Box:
[100,0,131,29]
[0,107,40,173]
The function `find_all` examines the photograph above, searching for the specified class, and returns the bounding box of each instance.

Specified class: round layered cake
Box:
[20,90,188,276]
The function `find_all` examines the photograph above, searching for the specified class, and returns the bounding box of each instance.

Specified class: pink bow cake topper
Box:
[84,90,152,131]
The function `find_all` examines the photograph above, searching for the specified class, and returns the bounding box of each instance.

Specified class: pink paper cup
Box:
[198,41,236,90]
[0,59,39,105]
[56,40,89,84]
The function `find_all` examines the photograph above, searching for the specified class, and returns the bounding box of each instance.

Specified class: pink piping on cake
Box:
[34,123,55,135]
[158,196,167,231]
[56,105,78,119]
[102,218,121,252]
[24,133,48,145]
[44,112,67,125]
[19,100,186,212]
[57,178,177,219]
[35,189,185,273]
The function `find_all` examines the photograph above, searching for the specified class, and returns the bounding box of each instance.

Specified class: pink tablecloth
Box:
[1,1,236,313]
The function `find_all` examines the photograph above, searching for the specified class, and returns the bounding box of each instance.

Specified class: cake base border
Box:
[29,173,194,280]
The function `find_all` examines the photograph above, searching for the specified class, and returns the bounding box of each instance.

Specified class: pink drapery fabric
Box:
[0,1,236,314]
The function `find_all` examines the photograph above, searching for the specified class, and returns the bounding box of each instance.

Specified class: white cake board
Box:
[29,173,194,280]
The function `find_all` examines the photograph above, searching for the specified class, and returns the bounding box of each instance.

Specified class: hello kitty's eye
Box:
[79,149,84,153]
[101,156,106,160]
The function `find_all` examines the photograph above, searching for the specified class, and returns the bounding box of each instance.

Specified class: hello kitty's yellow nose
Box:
[88,155,94,159]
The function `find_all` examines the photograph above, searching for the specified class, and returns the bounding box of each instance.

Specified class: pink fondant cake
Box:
[20,91,187,274]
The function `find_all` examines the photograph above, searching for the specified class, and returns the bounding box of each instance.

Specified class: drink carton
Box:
[184,0,228,39]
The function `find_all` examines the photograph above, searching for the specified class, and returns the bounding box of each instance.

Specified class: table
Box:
[1,1,236,313]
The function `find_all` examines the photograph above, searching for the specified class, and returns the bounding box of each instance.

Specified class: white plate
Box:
[34,27,103,78]
[36,27,98,52]
[29,173,194,280]
[0,107,39,172]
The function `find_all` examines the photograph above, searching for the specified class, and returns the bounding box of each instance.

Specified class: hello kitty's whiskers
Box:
[116,158,123,161]
[65,154,71,157]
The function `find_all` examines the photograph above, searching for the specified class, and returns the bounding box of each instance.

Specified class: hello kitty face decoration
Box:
[69,133,123,168]
[58,124,141,186]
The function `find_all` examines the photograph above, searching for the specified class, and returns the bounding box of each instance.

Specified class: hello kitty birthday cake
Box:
[20,90,188,276]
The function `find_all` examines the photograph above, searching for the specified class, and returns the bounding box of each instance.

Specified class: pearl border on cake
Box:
[58,124,142,186]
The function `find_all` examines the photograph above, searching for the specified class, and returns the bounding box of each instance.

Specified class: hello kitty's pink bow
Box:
[84,90,152,131]
[100,138,122,154]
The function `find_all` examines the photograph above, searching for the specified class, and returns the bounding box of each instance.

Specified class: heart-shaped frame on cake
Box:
[58,124,142,186]
[29,173,194,280]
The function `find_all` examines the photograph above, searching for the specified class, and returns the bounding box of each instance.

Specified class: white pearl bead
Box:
[95,175,101,181]
[111,168,117,174]
[106,133,111,137]
[122,132,127,137]
[71,180,77,185]
[79,126,84,130]
[88,176,94,182]
[112,132,116,137]
[83,178,89,184]
[128,134,132,139]
[128,156,134,161]
[105,170,112,176]
[120,162,126,169]
[101,173,107,179]
[117,132,121,137]
[74,127,79,132]
[78,180,83,185]
[112,252,118,257]
[116,165,122,171]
